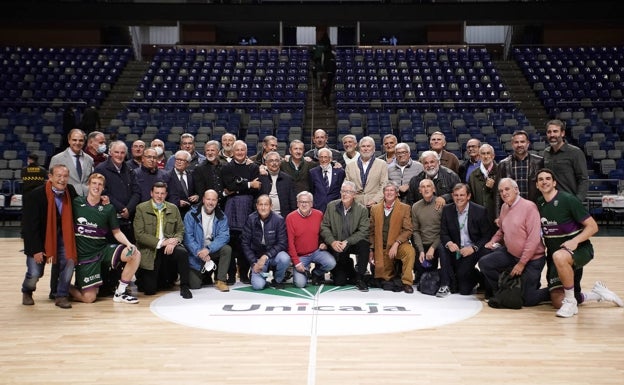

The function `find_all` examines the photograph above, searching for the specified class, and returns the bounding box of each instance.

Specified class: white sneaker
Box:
[556,298,578,318]
[592,281,624,307]
[436,286,451,298]
[113,293,139,304]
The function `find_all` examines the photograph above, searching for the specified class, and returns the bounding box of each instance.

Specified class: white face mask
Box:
[154,147,164,156]
[97,144,107,154]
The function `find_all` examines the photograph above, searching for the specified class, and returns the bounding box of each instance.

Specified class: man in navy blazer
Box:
[167,150,199,218]
[439,183,493,297]
[309,148,345,212]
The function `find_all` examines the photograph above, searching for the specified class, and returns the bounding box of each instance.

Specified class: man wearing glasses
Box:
[321,181,371,291]
[286,191,336,287]
[165,133,206,172]
[167,150,199,217]
[387,142,423,202]
[258,151,297,217]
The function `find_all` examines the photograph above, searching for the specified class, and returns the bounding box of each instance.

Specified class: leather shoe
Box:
[271,280,285,290]
[403,284,414,294]
[356,280,369,292]
[55,296,72,309]
[180,285,193,299]
[22,293,34,306]
[310,274,324,286]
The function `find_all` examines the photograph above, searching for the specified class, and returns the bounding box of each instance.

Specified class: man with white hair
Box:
[345,136,388,208]
[405,150,460,207]
[167,149,199,217]
[387,142,423,202]
[340,134,360,166]
[429,131,460,174]
[165,133,206,172]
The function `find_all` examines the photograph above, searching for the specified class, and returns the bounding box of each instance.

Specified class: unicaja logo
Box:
[151,284,482,336]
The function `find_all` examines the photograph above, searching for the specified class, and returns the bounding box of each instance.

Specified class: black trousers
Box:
[137,245,190,295]
[331,239,370,286]
[228,230,250,283]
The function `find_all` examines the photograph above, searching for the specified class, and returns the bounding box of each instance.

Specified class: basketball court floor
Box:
[1,234,623,385]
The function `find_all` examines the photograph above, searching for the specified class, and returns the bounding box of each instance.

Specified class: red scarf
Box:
[44,181,78,264]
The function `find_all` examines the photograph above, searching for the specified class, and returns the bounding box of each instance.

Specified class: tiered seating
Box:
[514,46,624,115]
[334,47,511,112]
[0,46,132,108]
[131,47,309,113]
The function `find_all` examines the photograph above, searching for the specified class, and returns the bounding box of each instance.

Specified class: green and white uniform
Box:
[73,196,124,289]
[537,190,594,289]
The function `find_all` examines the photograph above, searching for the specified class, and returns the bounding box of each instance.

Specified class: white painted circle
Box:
[150,284,483,336]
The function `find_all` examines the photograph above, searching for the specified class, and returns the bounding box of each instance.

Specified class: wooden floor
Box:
[2,236,623,385]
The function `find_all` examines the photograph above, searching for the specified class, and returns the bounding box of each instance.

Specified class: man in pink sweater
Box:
[478,178,549,306]
[286,191,336,288]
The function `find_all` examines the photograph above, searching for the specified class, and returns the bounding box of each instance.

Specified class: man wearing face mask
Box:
[150,139,167,169]
[84,131,108,167]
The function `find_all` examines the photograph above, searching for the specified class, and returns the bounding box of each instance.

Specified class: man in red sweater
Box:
[286,191,336,288]
[479,177,548,306]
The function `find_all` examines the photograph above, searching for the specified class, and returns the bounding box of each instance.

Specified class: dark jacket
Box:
[240,211,288,265]
[440,201,493,252]
[309,165,345,212]
[22,183,78,256]
[95,158,141,217]
[320,199,369,246]
[258,171,297,216]
[406,166,461,206]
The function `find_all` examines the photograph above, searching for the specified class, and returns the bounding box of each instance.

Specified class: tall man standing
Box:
[387,142,423,202]
[258,151,297,217]
[165,133,206,172]
[497,130,543,203]
[543,119,589,202]
[280,139,316,194]
[167,150,199,218]
[309,148,345,212]
[21,165,78,309]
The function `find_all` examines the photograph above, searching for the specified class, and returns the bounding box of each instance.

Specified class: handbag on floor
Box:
[488,269,523,309]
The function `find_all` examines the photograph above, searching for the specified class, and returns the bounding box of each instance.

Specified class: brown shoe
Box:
[55,296,72,309]
[403,284,414,294]
[22,293,34,306]
[215,280,230,292]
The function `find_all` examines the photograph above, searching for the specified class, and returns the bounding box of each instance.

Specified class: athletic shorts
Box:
[546,240,594,290]
[75,244,125,290]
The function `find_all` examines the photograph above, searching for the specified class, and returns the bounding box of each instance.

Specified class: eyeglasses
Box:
[180,142,194,146]
[395,151,409,155]
[175,158,189,162]
[266,159,281,163]
[297,201,312,205]
[340,190,356,195]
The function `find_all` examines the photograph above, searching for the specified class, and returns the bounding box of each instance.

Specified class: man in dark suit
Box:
[258,151,297,217]
[439,183,493,297]
[167,150,199,218]
[309,148,345,213]
[193,140,226,207]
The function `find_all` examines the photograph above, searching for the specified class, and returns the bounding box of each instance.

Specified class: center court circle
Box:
[151,284,483,336]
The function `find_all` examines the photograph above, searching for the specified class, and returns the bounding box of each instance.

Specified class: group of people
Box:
[19,120,623,318]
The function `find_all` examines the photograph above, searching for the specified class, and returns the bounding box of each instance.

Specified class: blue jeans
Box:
[21,239,74,298]
[250,251,291,290]
[292,249,336,288]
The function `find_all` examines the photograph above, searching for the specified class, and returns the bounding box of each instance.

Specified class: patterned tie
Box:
[323,169,329,188]
[75,154,82,181]
[179,172,188,196]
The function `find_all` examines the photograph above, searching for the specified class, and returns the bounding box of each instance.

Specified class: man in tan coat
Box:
[345,136,388,208]
[369,182,416,293]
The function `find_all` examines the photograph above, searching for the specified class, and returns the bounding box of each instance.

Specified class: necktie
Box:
[323,169,329,188]
[179,172,188,195]
[75,154,82,181]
